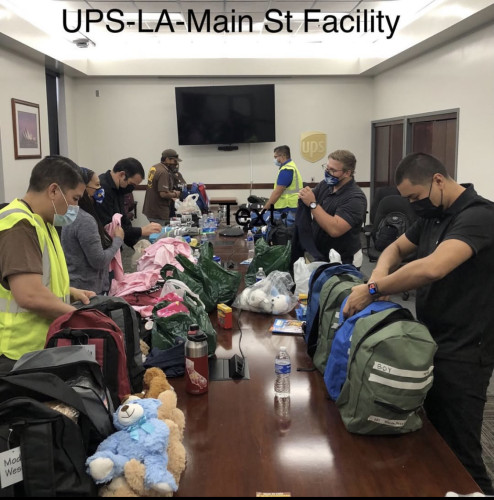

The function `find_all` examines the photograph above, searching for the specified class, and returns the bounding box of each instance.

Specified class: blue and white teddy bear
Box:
[86,398,177,495]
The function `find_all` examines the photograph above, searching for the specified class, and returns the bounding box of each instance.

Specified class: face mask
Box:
[274,159,282,167]
[52,186,79,226]
[412,196,443,219]
[120,184,135,194]
[411,180,443,219]
[92,187,105,204]
[324,171,340,186]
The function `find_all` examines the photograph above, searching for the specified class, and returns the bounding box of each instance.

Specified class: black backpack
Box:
[74,295,145,394]
[9,346,115,454]
[266,218,294,246]
[373,211,409,251]
[0,373,98,496]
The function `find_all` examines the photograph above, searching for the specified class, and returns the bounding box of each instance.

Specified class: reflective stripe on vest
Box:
[274,160,303,209]
[0,200,70,359]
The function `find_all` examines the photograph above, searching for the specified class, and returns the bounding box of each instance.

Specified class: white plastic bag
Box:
[174,194,202,216]
[293,257,327,296]
[160,278,205,309]
[233,271,298,315]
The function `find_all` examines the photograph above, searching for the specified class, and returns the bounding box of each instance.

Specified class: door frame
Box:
[371,108,459,201]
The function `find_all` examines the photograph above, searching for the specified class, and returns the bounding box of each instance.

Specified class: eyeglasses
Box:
[321,164,344,175]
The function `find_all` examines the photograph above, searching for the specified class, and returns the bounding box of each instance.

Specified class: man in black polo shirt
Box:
[294,149,367,265]
[344,152,494,494]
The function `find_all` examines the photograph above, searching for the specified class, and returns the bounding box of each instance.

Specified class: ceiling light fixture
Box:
[73,37,95,48]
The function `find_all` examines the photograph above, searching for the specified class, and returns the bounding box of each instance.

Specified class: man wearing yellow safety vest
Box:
[263,145,303,220]
[0,156,96,375]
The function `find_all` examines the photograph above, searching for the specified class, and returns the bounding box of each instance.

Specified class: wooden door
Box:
[371,120,404,202]
[408,112,457,179]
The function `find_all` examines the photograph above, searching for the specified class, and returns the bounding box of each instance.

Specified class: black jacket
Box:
[95,170,142,248]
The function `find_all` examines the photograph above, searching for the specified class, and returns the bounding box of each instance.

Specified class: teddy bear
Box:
[98,415,185,498]
[124,367,173,402]
[86,398,177,495]
[99,389,187,497]
[157,389,185,440]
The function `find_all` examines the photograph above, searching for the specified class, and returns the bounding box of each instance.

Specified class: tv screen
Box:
[175,84,276,146]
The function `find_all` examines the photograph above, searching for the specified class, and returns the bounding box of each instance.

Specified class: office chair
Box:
[363,186,401,252]
[366,195,417,300]
[367,195,417,261]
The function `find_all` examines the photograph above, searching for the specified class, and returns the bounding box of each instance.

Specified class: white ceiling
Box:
[0,0,494,76]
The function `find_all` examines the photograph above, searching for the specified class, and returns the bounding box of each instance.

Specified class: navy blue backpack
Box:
[324,298,400,401]
[304,263,363,357]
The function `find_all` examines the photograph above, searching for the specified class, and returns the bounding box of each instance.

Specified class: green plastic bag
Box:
[161,242,241,313]
[245,238,292,287]
[151,291,217,356]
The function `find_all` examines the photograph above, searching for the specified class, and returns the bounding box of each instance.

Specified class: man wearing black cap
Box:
[142,149,185,225]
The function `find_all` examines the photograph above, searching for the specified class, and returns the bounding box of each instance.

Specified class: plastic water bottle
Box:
[274,393,291,434]
[255,267,267,282]
[274,346,291,397]
[246,230,255,260]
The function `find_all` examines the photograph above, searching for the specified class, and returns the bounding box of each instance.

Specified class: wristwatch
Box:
[309,201,318,210]
[367,281,380,298]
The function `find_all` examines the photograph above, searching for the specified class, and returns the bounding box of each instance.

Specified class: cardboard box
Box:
[217,303,232,329]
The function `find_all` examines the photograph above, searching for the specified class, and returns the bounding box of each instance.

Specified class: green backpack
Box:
[312,273,363,374]
[336,307,437,435]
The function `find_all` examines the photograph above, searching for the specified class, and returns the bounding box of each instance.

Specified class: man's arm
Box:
[343,235,474,317]
[310,207,352,238]
[159,189,181,200]
[298,186,352,238]
[9,273,76,320]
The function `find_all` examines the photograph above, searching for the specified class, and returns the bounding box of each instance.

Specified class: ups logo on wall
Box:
[300,131,327,163]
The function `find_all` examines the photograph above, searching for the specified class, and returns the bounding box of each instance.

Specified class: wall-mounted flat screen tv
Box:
[175,84,276,146]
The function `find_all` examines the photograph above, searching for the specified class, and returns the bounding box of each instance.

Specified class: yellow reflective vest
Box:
[0,199,70,360]
[274,160,303,210]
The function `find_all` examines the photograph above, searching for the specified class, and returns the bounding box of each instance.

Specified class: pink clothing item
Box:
[156,301,189,318]
[104,213,124,283]
[136,238,193,273]
[109,269,162,297]
[131,304,157,318]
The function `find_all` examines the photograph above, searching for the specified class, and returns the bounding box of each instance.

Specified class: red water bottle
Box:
[185,324,209,394]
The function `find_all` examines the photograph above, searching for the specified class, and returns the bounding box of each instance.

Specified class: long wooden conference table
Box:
[171,233,481,497]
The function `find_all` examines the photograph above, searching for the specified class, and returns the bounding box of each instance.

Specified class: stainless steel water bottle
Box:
[185,324,209,394]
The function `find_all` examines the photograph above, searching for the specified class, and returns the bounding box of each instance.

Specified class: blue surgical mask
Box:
[52,186,79,226]
[324,171,340,186]
[274,159,282,167]
[92,187,105,204]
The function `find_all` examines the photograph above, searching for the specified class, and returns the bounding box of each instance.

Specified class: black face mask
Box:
[120,184,135,194]
[411,179,443,219]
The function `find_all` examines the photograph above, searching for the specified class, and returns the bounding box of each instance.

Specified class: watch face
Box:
[368,282,378,295]
[310,202,317,209]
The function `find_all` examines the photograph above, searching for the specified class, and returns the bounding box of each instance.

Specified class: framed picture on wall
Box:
[11,98,41,159]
